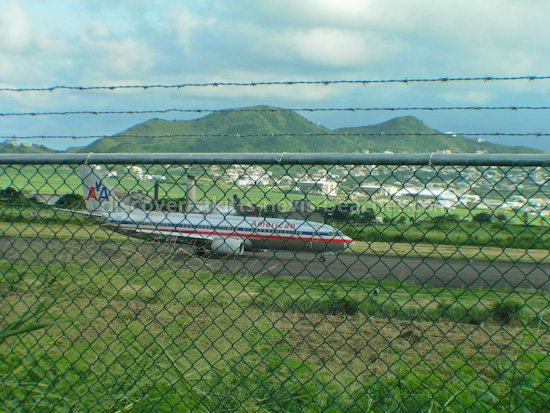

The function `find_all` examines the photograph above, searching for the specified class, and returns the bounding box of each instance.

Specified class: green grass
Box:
[1,236,549,412]
[341,220,550,250]
[351,240,550,265]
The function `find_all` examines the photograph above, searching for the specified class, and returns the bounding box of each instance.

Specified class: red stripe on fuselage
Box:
[117,225,350,244]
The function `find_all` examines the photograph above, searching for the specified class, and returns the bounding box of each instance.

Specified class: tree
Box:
[0,187,26,203]
[472,211,492,223]
[495,212,508,223]
[331,203,358,222]
[355,208,376,224]
[55,193,85,209]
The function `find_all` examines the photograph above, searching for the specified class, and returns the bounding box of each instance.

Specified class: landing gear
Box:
[317,252,335,262]
[195,246,210,257]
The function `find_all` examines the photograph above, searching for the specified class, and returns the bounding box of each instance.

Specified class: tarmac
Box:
[2,236,547,290]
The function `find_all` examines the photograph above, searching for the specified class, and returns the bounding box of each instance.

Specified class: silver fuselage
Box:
[107,210,354,253]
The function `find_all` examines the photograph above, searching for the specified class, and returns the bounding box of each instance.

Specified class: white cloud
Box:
[78,24,156,78]
[35,30,69,55]
[0,3,32,52]
[171,8,202,52]
[87,21,110,39]
[238,0,550,76]
[101,38,155,75]
[87,38,155,78]
[242,0,417,30]
[279,29,371,66]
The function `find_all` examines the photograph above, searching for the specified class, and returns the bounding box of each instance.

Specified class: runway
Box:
[204,250,549,290]
[1,237,548,290]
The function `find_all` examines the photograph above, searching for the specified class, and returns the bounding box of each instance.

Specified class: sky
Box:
[1,0,549,151]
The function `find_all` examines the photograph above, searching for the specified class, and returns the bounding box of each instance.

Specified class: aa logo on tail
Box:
[87,181,109,202]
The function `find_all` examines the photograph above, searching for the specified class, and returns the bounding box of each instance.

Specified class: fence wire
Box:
[1,75,548,93]
[4,131,550,141]
[3,105,550,118]
[0,155,549,412]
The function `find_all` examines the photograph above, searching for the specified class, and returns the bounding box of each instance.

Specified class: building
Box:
[296,177,338,196]
[226,165,271,186]
[394,186,459,208]
[358,184,397,198]
[125,166,144,180]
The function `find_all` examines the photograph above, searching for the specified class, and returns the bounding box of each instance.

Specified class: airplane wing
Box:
[131,227,216,241]
[53,207,106,218]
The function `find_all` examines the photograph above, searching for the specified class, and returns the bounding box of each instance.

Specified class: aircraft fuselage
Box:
[107,210,353,253]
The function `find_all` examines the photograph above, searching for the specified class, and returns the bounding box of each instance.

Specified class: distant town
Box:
[69,162,549,221]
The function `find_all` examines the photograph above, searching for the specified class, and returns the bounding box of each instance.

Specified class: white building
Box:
[458,194,481,206]
[297,177,338,196]
[394,186,459,208]
[126,166,144,179]
[359,184,398,198]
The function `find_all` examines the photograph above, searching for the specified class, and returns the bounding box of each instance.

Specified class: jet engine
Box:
[210,238,245,256]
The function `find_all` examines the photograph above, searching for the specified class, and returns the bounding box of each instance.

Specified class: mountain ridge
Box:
[0,141,59,154]
[78,107,541,154]
[2,106,543,154]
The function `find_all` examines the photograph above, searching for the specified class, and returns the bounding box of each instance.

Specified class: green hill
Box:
[0,141,58,154]
[333,117,541,154]
[74,106,542,154]
[80,106,334,153]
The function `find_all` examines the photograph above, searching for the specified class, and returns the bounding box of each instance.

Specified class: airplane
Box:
[78,165,354,260]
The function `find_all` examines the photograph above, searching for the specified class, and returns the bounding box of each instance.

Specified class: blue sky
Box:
[1,0,549,151]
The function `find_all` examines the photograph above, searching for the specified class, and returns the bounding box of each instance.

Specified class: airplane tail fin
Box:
[79,165,130,215]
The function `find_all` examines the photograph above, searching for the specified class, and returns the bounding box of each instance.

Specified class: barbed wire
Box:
[1,105,550,118]
[0,75,549,93]
[2,131,550,141]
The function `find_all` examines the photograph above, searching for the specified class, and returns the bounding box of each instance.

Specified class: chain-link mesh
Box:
[1,158,549,412]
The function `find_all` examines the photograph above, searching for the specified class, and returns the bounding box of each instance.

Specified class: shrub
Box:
[491,300,524,324]
[432,214,461,224]
[286,294,360,316]
[0,187,26,202]
[495,213,508,223]
[331,203,358,222]
[472,212,492,223]
[325,296,360,315]
[55,193,85,209]
[354,208,376,224]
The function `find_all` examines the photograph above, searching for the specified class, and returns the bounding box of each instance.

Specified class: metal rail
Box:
[2,152,550,166]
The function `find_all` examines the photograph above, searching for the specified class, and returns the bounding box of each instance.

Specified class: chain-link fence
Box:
[1,153,549,412]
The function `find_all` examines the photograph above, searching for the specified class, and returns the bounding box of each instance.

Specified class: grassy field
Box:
[351,240,550,265]
[341,220,550,251]
[1,235,549,412]
[1,168,549,410]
